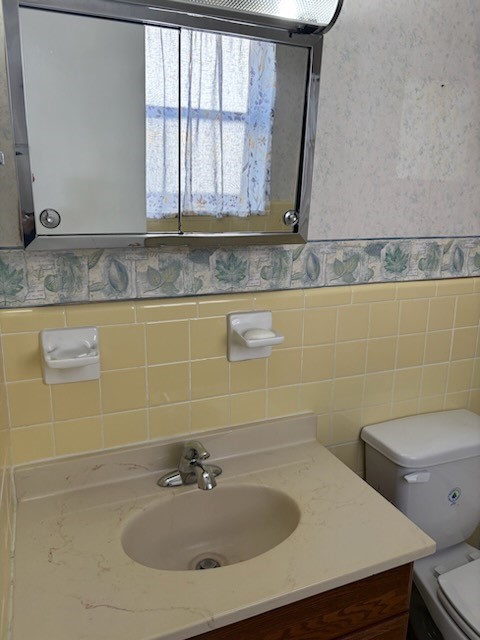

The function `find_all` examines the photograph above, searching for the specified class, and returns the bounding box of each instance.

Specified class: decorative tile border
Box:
[0,237,479,308]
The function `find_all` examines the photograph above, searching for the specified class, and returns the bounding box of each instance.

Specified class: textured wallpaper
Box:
[310,0,480,240]
[2,1,480,307]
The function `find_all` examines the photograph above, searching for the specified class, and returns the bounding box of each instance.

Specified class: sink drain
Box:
[195,557,222,570]
[189,551,227,570]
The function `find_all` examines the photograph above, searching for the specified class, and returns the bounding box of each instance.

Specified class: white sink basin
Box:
[121,484,300,571]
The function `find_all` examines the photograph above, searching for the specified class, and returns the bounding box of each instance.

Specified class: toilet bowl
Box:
[361,409,480,640]
[412,543,480,640]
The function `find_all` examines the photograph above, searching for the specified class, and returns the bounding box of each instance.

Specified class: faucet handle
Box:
[182,441,210,462]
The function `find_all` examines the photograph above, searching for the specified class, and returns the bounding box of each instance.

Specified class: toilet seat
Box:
[438,590,480,640]
[437,559,480,640]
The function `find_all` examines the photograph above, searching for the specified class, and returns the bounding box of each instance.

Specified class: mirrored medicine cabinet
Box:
[2,0,342,250]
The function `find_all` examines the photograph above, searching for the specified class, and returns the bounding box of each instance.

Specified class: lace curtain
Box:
[146,27,277,219]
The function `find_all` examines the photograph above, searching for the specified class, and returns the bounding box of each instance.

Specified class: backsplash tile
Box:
[10,424,54,462]
[0,279,480,471]
[0,279,478,477]
[1,238,480,308]
[53,417,103,456]
[0,351,13,640]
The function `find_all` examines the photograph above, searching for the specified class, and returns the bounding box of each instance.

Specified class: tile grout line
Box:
[418,296,433,412]
[467,321,480,410]
[388,291,401,420]
[357,298,370,441]
[443,295,459,410]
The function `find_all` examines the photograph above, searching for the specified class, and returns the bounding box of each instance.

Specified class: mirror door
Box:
[13,4,314,247]
[178,31,309,235]
[20,8,181,237]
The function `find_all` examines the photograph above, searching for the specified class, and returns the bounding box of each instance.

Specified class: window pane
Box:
[221,36,250,113]
[183,118,245,197]
[146,26,179,109]
[145,26,180,220]
[146,116,179,217]
[181,30,276,218]
[180,31,249,113]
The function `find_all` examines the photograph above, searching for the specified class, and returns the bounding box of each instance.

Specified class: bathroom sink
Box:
[121,484,300,571]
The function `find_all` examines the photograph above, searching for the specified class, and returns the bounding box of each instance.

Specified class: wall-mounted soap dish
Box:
[227,312,284,362]
[39,326,100,384]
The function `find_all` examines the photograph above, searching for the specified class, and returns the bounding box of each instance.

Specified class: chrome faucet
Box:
[157,441,222,490]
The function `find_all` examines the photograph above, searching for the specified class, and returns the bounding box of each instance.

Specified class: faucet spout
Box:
[194,462,217,490]
[157,440,222,489]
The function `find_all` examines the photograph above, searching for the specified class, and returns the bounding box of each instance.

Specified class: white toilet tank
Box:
[361,409,480,551]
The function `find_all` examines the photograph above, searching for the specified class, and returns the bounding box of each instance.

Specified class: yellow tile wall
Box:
[0,341,13,640]
[1,279,480,481]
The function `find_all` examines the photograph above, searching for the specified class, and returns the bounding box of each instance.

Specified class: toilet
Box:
[361,409,480,640]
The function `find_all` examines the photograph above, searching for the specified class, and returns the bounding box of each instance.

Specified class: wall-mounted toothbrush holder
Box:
[227,311,284,362]
[39,326,100,384]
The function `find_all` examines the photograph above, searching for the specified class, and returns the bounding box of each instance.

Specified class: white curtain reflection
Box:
[146,27,276,219]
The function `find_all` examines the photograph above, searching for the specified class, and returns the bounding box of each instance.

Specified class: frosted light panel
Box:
[172,0,338,27]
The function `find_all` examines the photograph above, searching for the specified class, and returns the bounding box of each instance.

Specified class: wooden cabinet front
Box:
[194,563,413,640]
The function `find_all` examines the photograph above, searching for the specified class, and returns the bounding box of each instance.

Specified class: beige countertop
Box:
[11,415,435,640]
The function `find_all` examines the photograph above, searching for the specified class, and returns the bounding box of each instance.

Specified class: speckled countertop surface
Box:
[11,415,435,640]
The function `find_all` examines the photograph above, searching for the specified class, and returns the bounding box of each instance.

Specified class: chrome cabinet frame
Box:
[2,0,338,249]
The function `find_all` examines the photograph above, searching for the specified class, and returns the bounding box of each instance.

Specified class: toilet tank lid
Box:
[361,409,480,468]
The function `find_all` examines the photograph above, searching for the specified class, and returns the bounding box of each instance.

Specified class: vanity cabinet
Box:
[194,563,412,640]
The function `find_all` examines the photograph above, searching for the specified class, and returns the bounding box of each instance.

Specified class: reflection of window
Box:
[146,28,276,219]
